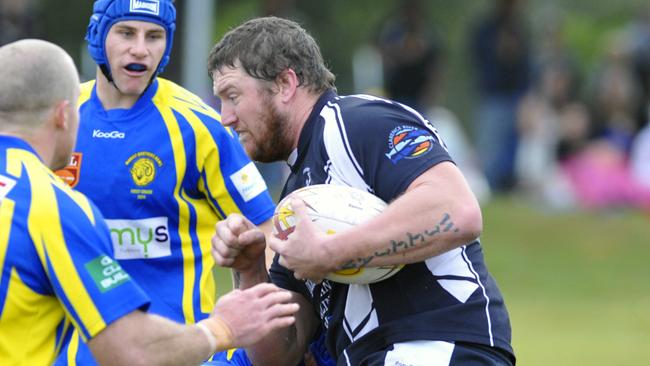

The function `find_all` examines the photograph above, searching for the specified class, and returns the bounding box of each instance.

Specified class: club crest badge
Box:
[385,125,435,164]
[54,152,83,188]
[125,151,163,199]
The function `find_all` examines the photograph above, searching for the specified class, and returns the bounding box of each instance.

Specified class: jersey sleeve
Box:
[46,187,150,341]
[269,253,311,299]
[337,97,453,202]
[197,114,275,226]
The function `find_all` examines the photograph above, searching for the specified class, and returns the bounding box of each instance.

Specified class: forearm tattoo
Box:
[338,213,459,270]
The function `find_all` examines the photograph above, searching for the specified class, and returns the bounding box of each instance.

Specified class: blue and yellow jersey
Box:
[0,136,149,364]
[57,77,275,323]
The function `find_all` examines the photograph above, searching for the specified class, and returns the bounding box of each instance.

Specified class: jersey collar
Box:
[287,89,337,172]
[90,78,160,120]
[0,135,39,157]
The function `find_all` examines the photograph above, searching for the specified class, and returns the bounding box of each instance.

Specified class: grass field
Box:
[215,196,650,365]
[482,197,650,365]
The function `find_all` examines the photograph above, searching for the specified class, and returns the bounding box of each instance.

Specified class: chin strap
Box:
[99,63,113,83]
[99,63,123,93]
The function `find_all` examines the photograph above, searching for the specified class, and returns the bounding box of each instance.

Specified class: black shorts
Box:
[355,341,514,366]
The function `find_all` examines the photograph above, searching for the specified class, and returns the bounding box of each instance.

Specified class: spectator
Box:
[515,59,590,208]
[469,0,531,192]
[377,0,442,112]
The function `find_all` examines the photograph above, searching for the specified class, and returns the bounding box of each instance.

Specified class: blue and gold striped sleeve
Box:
[0,141,149,363]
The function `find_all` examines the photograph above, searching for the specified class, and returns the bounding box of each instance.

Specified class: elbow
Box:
[455,199,483,243]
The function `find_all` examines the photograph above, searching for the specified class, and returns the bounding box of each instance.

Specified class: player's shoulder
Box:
[78,80,96,106]
[80,80,95,93]
[331,94,415,123]
[50,171,101,225]
[155,78,221,120]
[17,155,101,230]
[326,94,427,135]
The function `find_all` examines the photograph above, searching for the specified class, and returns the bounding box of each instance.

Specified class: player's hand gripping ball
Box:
[272,184,403,284]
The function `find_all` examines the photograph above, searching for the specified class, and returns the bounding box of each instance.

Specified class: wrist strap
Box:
[196,322,217,354]
[198,316,235,352]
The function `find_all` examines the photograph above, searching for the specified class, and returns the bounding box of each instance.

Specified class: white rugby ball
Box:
[272,184,403,284]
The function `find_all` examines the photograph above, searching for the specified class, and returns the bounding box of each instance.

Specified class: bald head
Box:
[0,39,80,129]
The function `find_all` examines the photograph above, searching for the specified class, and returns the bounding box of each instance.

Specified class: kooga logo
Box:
[92,129,125,139]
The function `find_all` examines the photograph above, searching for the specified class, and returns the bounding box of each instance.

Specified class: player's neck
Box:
[95,72,140,110]
[290,90,322,150]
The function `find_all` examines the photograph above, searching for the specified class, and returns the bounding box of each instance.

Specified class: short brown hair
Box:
[208,16,336,94]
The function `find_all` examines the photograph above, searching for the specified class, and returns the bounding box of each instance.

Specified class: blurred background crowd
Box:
[3,0,650,212]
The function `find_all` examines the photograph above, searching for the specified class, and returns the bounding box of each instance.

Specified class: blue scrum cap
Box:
[85,0,176,80]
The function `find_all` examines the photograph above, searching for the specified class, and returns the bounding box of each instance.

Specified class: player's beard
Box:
[251,93,294,163]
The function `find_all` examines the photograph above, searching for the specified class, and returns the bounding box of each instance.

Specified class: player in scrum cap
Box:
[0,38,298,366]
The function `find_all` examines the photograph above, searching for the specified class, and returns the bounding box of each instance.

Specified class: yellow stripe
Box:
[158,78,221,121]
[163,81,242,218]
[65,330,80,365]
[153,86,196,323]
[10,149,106,339]
[47,166,96,224]
[63,184,95,225]
[54,319,72,362]
[0,198,14,292]
[168,100,235,312]
[0,267,64,364]
[155,79,255,319]
[227,348,236,360]
[179,187,217,313]
[160,80,240,313]
[0,200,15,356]
[78,80,95,106]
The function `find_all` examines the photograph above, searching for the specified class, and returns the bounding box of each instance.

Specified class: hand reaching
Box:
[199,283,299,351]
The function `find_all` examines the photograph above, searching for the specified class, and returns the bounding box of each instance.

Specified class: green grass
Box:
[214,196,650,364]
[482,197,650,365]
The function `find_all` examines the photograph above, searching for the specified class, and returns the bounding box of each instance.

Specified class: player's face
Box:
[213,65,294,162]
[104,20,166,96]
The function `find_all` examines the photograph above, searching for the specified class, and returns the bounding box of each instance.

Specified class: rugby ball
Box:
[272,184,403,284]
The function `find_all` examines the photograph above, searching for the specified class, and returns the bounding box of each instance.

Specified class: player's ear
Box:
[52,100,71,130]
[276,68,299,102]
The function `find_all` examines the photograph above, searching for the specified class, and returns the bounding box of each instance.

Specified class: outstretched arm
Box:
[87,283,299,366]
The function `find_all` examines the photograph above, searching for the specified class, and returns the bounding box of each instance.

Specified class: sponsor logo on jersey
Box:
[0,174,17,200]
[130,0,160,15]
[125,152,162,199]
[92,129,126,139]
[105,217,171,259]
[230,162,268,202]
[85,255,131,292]
[385,125,435,164]
[54,152,82,188]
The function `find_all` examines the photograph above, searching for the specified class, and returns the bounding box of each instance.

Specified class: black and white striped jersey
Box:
[270,90,514,365]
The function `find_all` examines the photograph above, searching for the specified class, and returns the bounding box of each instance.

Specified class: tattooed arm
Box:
[268,161,482,279]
